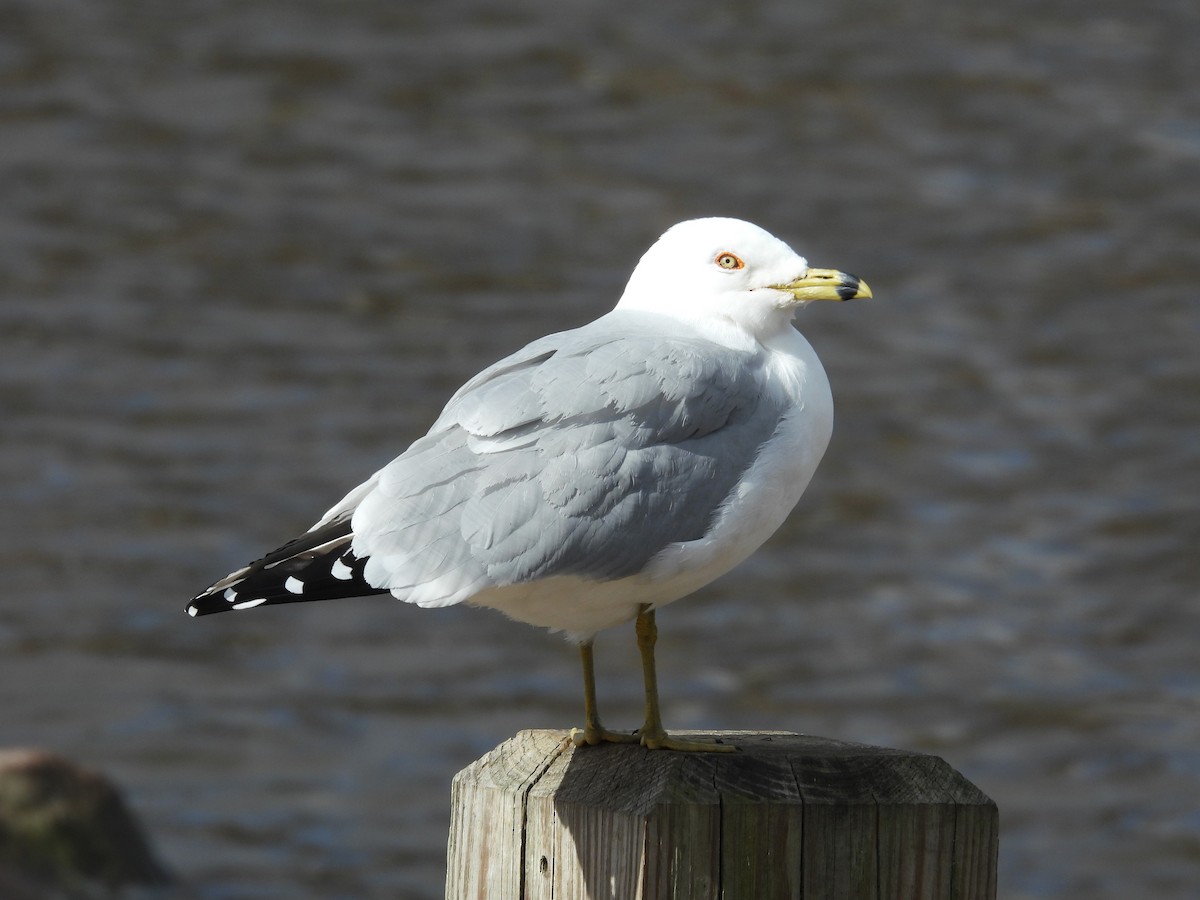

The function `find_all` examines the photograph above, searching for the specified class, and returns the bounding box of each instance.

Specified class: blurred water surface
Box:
[2,1,1198,897]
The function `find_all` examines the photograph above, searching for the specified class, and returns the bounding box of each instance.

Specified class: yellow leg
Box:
[569,639,638,747]
[633,607,735,753]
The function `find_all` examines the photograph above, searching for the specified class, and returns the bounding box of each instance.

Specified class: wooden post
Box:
[446,730,997,900]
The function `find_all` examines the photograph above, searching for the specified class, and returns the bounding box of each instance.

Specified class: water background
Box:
[2,1,1199,897]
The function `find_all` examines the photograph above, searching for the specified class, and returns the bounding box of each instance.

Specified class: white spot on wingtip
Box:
[331,559,352,580]
[224,588,238,602]
[232,597,269,610]
[285,576,304,594]
[187,606,199,617]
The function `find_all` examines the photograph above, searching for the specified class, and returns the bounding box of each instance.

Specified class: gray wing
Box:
[352,311,790,607]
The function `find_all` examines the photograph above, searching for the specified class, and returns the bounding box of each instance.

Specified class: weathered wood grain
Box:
[446,730,997,900]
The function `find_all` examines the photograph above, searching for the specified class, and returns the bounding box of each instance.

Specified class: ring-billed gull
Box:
[187,217,871,752]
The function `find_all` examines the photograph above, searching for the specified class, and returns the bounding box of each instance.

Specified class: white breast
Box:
[642,328,832,589]
[468,327,833,642]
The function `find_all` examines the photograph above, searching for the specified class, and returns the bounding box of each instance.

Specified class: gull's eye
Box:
[715,252,745,270]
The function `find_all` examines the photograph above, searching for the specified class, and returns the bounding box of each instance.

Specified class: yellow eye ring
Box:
[715,252,744,270]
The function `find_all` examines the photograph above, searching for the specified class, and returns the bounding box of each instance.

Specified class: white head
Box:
[615,217,870,340]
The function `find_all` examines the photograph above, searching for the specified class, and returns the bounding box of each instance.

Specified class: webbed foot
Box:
[568,724,641,747]
[636,726,737,753]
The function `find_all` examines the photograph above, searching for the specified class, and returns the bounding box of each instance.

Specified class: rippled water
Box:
[2,1,1198,897]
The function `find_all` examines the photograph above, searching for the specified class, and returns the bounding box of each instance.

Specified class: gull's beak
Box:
[772,268,873,303]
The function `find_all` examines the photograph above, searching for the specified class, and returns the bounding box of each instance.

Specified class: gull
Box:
[187,217,871,752]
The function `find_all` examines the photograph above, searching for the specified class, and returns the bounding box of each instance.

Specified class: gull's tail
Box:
[186,513,388,616]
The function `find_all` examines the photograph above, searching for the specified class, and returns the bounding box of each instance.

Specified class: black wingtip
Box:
[185,540,387,618]
[185,586,246,617]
